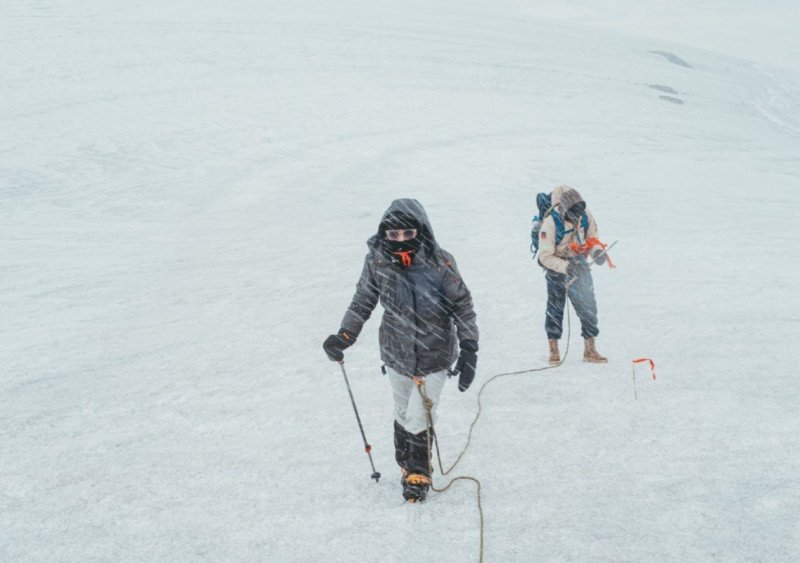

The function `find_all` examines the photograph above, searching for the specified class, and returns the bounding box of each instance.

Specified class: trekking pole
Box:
[338,362,381,483]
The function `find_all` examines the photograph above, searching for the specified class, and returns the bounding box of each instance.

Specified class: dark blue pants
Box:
[545,262,599,339]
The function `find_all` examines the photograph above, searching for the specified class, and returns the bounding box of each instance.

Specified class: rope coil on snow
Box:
[415,302,574,563]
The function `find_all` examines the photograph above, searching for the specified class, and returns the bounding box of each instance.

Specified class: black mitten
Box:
[452,340,478,392]
[591,248,607,265]
[323,329,356,362]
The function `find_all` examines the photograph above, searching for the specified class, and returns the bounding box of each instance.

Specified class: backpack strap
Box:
[553,210,589,244]
[577,212,589,243]
[551,210,566,244]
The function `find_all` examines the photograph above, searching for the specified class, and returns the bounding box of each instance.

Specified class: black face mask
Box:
[565,202,586,223]
[379,211,423,266]
[383,237,421,253]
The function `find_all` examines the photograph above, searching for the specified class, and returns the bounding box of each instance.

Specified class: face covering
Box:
[565,202,586,223]
[383,237,421,267]
[380,211,422,267]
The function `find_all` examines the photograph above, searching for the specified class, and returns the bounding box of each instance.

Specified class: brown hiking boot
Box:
[548,339,560,365]
[583,337,608,363]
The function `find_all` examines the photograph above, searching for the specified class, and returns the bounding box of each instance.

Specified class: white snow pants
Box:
[387,367,448,435]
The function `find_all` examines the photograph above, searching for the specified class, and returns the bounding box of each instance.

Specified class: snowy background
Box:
[2,0,799,561]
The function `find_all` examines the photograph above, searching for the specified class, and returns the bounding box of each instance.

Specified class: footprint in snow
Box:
[649,50,692,68]
[649,84,678,95]
[647,84,685,105]
[658,95,685,105]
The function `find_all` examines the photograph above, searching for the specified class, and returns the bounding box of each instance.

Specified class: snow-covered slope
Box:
[2,1,799,561]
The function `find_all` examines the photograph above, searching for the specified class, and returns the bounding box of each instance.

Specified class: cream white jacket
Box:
[538,185,599,275]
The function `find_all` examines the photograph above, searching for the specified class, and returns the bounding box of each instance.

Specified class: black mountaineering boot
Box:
[404,473,431,503]
[395,421,412,487]
[394,421,410,467]
[403,430,432,503]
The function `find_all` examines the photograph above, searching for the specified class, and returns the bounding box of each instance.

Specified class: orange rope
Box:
[568,237,616,269]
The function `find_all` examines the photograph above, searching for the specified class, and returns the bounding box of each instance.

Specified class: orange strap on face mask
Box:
[393,250,413,268]
[568,237,616,269]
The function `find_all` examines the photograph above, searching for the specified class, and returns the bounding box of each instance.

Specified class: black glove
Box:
[323,329,356,362]
[591,248,607,265]
[452,340,478,392]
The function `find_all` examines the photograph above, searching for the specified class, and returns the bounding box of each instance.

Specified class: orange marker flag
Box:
[632,358,656,380]
[631,358,656,400]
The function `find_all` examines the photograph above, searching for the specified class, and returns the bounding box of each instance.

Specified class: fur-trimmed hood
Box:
[551,185,586,219]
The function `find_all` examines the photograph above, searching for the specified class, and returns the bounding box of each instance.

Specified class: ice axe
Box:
[567,240,619,287]
[338,362,381,483]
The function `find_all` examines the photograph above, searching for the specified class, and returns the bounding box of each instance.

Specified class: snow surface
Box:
[2,1,799,561]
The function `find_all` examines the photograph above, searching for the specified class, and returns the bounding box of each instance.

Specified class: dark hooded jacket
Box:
[340,199,479,377]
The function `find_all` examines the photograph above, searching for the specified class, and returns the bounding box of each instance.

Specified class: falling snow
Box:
[2,1,799,561]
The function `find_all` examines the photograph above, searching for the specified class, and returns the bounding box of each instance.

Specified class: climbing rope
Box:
[415,301,574,563]
[568,237,616,269]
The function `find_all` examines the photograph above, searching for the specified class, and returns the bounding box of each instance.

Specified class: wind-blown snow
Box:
[1,1,799,561]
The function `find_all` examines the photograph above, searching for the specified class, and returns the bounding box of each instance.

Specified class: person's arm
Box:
[586,210,599,240]
[442,256,479,391]
[585,211,607,265]
[340,255,380,337]
[324,255,380,362]
[442,256,478,344]
[538,217,569,274]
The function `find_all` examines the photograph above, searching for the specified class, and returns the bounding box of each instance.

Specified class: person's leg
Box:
[567,263,599,338]
[387,368,415,468]
[567,263,607,362]
[394,420,410,470]
[401,371,448,501]
[403,370,447,436]
[545,271,568,363]
[545,271,568,339]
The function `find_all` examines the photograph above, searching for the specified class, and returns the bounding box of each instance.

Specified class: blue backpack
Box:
[530,192,588,258]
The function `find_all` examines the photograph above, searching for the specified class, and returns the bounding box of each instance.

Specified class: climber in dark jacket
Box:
[323,198,479,502]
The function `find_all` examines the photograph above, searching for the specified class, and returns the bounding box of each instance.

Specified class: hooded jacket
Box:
[538,185,599,275]
[340,199,479,377]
